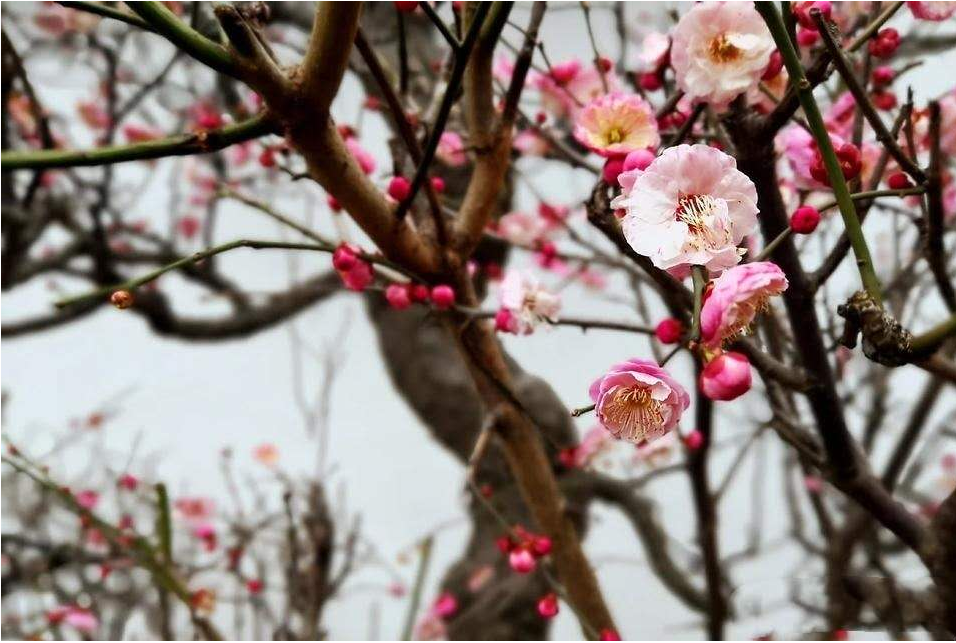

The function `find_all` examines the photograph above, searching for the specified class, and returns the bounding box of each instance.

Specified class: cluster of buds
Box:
[384,282,456,311]
[809,141,862,186]
[497,526,552,574]
[332,243,373,292]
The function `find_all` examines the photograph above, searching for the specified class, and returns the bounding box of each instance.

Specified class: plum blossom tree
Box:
[2,1,956,640]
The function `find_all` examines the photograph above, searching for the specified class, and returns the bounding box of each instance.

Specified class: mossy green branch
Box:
[1,113,274,170]
[756,1,883,306]
[127,2,237,77]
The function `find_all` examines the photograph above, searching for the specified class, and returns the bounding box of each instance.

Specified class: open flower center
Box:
[725,295,771,340]
[708,34,743,63]
[602,126,625,146]
[676,194,732,251]
[604,386,665,437]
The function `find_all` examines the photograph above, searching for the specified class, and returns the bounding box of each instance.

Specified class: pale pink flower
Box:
[77,101,110,129]
[573,93,659,158]
[467,564,495,592]
[589,358,690,444]
[940,91,956,156]
[497,211,548,246]
[634,430,678,466]
[497,269,561,335]
[908,1,956,20]
[700,262,788,348]
[48,606,98,634]
[531,60,622,119]
[779,125,825,190]
[612,144,759,273]
[825,92,858,139]
[512,129,550,156]
[569,426,614,468]
[671,2,774,108]
[436,131,467,166]
[253,443,279,466]
[637,32,671,72]
[175,497,215,524]
[75,490,99,510]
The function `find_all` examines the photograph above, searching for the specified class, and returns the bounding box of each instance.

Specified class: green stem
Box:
[58,1,155,32]
[2,113,273,170]
[55,239,335,309]
[127,2,236,77]
[401,535,434,641]
[754,228,793,262]
[911,314,956,354]
[756,1,883,306]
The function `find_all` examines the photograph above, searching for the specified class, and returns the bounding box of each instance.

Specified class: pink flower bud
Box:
[385,284,412,310]
[602,156,626,184]
[496,535,514,554]
[796,28,819,48]
[700,352,752,401]
[639,71,663,92]
[430,176,445,193]
[117,473,139,491]
[332,244,358,271]
[393,1,418,12]
[432,592,458,618]
[793,1,831,31]
[508,548,536,574]
[872,90,897,110]
[871,65,895,86]
[258,148,275,168]
[531,535,552,558]
[887,172,912,190]
[804,475,824,493]
[430,284,455,310]
[655,318,684,344]
[388,176,411,202]
[327,195,341,212]
[761,50,784,81]
[495,308,517,333]
[410,284,430,303]
[537,593,559,618]
[684,430,704,450]
[790,205,821,234]
[623,149,655,173]
[600,629,622,641]
[246,579,263,594]
[868,28,900,59]
[550,60,580,85]
[340,261,373,292]
[177,215,201,240]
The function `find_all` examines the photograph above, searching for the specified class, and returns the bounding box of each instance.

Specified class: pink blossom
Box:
[431,592,458,618]
[467,564,495,592]
[123,124,162,143]
[75,490,99,510]
[612,144,759,273]
[512,129,550,156]
[175,497,215,524]
[907,1,956,20]
[340,261,373,291]
[436,131,467,166]
[700,352,752,401]
[637,32,671,72]
[346,137,376,175]
[567,426,614,468]
[573,93,659,158]
[253,443,279,466]
[671,2,774,108]
[77,101,110,129]
[589,358,690,444]
[634,431,678,466]
[48,606,98,634]
[497,269,561,334]
[497,211,548,246]
[537,593,560,618]
[530,60,622,119]
[779,125,825,189]
[700,262,788,348]
[508,548,537,573]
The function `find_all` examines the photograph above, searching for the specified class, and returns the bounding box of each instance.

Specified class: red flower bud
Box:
[385,284,412,310]
[110,290,134,309]
[639,71,663,92]
[790,205,821,234]
[536,593,559,618]
[761,50,784,81]
[887,172,912,190]
[655,318,684,344]
[871,65,895,86]
[430,284,455,310]
[388,176,411,202]
[868,28,900,59]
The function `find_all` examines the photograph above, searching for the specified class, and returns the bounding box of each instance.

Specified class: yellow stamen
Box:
[603,386,665,440]
[709,34,742,63]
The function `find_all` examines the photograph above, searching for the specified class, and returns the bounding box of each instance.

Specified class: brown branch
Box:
[923,101,956,311]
